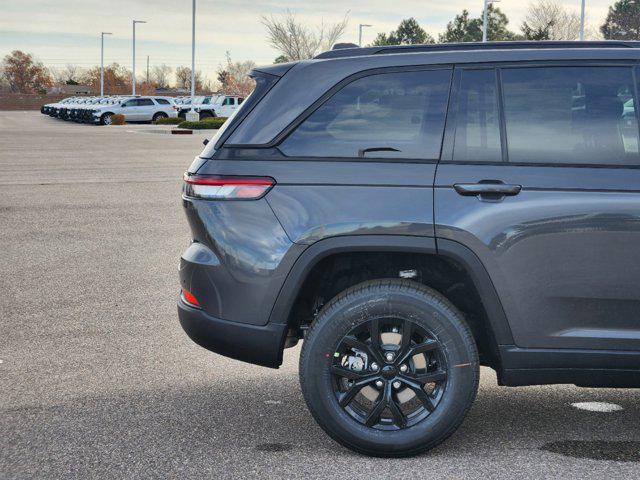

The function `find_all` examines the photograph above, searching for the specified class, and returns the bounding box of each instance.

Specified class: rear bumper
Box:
[177,298,288,368]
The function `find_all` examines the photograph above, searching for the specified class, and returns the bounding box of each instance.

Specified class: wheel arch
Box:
[269,235,514,368]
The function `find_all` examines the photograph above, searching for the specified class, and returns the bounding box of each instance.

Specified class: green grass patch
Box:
[154,116,182,125]
[178,117,228,130]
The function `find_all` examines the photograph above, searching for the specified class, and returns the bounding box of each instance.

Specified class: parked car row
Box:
[41,95,178,125]
[41,94,242,125]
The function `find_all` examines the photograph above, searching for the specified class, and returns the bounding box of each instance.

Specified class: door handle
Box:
[454,182,522,197]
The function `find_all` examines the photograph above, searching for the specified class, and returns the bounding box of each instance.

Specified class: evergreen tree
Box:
[600,0,640,40]
[372,18,434,46]
[439,5,518,43]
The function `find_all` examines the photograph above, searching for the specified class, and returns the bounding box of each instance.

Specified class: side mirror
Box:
[203,139,209,146]
[121,103,126,107]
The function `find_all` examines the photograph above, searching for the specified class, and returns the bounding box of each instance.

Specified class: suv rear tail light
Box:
[183,173,275,200]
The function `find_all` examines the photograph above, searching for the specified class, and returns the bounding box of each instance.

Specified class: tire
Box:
[199,110,213,120]
[100,113,113,126]
[152,112,168,123]
[299,279,479,457]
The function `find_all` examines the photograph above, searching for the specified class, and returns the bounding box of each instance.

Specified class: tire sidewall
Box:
[300,281,478,456]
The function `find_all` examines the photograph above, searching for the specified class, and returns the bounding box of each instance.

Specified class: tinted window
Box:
[156,98,170,105]
[123,99,137,107]
[281,69,451,159]
[502,66,639,165]
[138,98,154,106]
[453,69,501,162]
[238,98,244,104]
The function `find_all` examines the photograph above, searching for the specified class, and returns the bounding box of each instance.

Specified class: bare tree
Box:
[261,11,349,60]
[523,0,586,40]
[63,64,83,84]
[51,64,85,85]
[50,67,66,85]
[216,52,256,96]
[151,64,172,88]
[175,66,203,91]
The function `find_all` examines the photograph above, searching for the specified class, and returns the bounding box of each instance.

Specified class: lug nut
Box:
[400,364,408,373]
[385,352,395,362]
[370,362,379,372]
[375,380,384,388]
[393,381,402,389]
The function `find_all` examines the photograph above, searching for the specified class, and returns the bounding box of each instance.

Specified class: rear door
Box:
[136,98,156,120]
[435,62,640,351]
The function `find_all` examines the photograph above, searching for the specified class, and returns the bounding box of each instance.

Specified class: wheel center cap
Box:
[381,365,396,379]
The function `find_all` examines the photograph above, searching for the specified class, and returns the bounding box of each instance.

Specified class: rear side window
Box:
[453,69,501,162]
[155,98,170,105]
[280,69,452,159]
[501,66,639,165]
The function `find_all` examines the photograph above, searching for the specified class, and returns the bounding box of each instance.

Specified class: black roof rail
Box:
[315,40,640,60]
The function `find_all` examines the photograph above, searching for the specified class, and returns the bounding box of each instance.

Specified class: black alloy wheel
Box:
[300,279,479,457]
[331,317,447,430]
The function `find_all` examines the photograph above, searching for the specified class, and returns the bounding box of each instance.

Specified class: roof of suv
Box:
[314,40,640,59]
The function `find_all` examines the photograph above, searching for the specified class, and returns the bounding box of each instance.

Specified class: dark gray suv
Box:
[178,41,640,457]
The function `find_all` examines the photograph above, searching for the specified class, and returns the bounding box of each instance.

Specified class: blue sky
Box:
[0,0,614,82]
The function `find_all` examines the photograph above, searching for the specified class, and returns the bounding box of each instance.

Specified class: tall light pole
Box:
[358,24,372,47]
[132,20,146,95]
[579,0,586,40]
[100,32,112,97]
[190,0,196,113]
[482,0,500,42]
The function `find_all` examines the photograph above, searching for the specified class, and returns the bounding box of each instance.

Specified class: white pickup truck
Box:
[178,95,244,119]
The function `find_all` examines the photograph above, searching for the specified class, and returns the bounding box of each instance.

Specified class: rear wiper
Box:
[357,147,401,158]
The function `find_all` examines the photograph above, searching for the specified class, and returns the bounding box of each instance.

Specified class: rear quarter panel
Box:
[198,159,438,245]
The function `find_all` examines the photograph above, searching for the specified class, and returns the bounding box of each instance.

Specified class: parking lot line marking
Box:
[571,402,624,412]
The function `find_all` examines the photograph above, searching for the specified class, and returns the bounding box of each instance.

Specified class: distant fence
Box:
[0,93,71,110]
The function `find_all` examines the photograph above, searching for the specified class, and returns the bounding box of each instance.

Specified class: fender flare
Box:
[268,235,514,346]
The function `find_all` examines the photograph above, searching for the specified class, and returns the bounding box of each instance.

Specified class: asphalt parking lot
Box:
[1,111,640,479]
